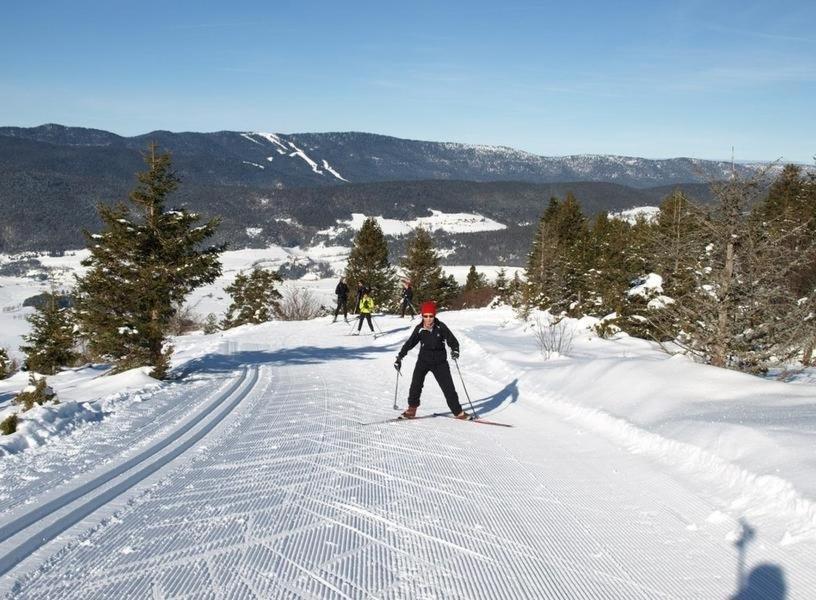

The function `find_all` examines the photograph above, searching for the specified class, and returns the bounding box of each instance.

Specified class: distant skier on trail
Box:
[400,280,416,318]
[393,300,468,420]
[354,288,375,335]
[333,276,349,323]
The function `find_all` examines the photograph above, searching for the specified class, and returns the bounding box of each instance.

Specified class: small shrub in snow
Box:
[167,304,201,335]
[0,347,18,379]
[14,374,58,412]
[203,313,220,334]
[0,413,18,435]
[534,316,574,359]
[276,286,325,321]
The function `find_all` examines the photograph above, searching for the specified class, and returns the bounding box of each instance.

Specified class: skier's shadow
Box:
[731,518,787,599]
[466,378,519,416]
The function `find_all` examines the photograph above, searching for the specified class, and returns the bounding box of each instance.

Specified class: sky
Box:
[2,0,815,162]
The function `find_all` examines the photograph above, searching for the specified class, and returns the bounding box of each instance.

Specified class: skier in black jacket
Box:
[393,300,468,420]
[400,280,416,318]
[333,276,349,323]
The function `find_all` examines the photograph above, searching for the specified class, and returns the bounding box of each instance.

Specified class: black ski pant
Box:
[407,360,462,414]
[334,296,347,320]
[400,298,416,317]
[357,313,374,331]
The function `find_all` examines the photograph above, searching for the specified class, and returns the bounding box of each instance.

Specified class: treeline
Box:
[521,165,816,372]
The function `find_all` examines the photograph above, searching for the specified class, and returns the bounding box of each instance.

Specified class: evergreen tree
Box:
[463,265,488,292]
[643,172,816,372]
[344,217,397,310]
[509,271,524,306]
[400,226,444,306]
[0,348,13,379]
[436,273,461,309]
[74,145,223,379]
[494,268,510,303]
[524,194,587,314]
[752,165,816,365]
[616,191,704,339]
[20,292,78,375]
[222,267,282,328]
[14,374,57,411]
[203,313,220,334]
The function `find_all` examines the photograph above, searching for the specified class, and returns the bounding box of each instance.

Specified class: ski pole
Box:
[453,358,478,418]
[372,315,385,336]
[393,368,400,410]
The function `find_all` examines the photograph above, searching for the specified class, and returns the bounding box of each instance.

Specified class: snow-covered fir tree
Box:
[20,292,78,375]
[14,374,57,411]
[344,217,397,310]
[0,347,13,379]
[222,267,282,328]
[74,145,223,379]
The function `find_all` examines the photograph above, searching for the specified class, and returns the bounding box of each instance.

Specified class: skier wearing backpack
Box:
[354,289,375,335]
[393,300,468,419]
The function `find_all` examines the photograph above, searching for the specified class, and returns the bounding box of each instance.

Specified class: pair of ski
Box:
[362,412,513,428]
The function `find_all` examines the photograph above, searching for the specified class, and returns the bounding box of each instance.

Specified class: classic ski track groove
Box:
[0,364,260,580]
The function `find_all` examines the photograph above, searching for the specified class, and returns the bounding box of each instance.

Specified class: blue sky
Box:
[2,0,814,162]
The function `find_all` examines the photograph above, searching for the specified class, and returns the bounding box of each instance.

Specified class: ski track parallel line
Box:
[0,365,260,580]
[0,367,249,545]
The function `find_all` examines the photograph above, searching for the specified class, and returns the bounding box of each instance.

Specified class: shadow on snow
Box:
[465,378,519,417]
[175,342,400,378]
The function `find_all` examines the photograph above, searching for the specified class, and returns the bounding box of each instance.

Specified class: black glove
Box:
[451,349,459,360]
[394,357,402,371]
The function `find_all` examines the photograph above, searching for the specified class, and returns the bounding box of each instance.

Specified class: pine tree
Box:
[222,268,282,328]
[494,268,510,303]
[436,273,461,309]
[400,226,445,307]
[0,347,13,379]
[642,171,816,372]
[20,292,78,375]
[463,265,488,292]
[524,194,587,314]
[344,217,397,310]
[74,145,223,379]
[203,313,220,334]
[509,271,524,306]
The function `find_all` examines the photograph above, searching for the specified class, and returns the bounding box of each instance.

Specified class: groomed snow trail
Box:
[2,317,813,598]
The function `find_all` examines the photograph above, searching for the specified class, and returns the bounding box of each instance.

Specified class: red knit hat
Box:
[420,300,437,316]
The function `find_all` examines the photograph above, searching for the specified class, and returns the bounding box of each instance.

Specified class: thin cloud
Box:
[706,23,816,45]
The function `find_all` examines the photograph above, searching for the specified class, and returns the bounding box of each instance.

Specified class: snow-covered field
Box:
[0,247,814,598]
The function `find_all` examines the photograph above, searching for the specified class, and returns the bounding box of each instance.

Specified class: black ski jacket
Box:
[402,286,414,301]
[397,319,459,365]
[335,281,349,299]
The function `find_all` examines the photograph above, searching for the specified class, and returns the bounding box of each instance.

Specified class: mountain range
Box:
[0,124,762,263]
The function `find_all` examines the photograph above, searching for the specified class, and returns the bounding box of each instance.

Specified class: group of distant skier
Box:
[331,275,469,421]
